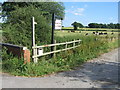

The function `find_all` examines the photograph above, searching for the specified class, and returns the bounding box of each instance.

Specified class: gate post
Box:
[32,17,38,63]
[23,48,30,64]
[53,40,56,58]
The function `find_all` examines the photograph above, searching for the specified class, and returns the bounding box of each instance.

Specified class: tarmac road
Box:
[1,48,120,88]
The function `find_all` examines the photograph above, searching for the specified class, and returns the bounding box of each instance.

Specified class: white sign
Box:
[55,19,62,30]
[38,48,43,55]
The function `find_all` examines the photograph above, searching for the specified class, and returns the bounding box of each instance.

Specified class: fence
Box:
[31,17,82,63]
[32,39,82,63]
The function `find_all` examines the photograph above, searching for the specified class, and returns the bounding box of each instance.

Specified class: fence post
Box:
[65,42,68,53]
[79,39,81,44]
[78,39,79,45]
[53,40,56,58]
[65,42,67,49]
[33,45,38,63]
[35,44,38,63]
[73,39,75,47]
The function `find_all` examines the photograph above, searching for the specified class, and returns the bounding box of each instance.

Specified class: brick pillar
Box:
[23,49,30,64]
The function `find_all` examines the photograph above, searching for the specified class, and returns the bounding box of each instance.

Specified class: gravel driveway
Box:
[1,48,120,88]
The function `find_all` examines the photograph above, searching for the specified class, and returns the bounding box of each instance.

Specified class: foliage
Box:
[88,23,120,29]
[2,32,119,76]
[70,22,120,29]
[2,2,65,21]
[2,6,51,49]
[71,22,83,30]
[2,2,65,48]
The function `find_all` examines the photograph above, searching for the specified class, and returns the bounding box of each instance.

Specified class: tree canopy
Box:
[71,22,83,30]
[2,2,65,22]
[2,2,65,48]
[88,23,120,29]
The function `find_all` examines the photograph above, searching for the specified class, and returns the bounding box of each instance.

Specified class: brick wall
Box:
[1,43,30,63]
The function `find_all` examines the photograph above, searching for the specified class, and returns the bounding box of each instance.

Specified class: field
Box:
[54,30,118,43]
[62,27,119,31]
[55,30,118,37]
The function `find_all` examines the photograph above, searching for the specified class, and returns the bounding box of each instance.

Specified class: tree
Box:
[116,23,120,29]
[107,23,115,29]
[78,23,84,28]
[71,22,83,30]
[99,23,103,28]
[88,23,119,29]
[2,2,65,48]
[71,22,78,30]
[2,2,65,22]
[88,23,97,28]
[101,24,107,28]
[3,6,50,48]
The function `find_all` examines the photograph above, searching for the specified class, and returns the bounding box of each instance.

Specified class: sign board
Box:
[38,48,43,55]
[55,19,62,30]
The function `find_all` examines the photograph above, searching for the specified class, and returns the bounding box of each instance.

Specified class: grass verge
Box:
[2,35,119,77]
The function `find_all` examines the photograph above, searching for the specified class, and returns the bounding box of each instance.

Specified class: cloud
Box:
[65,8,85,16]
[74,13,83,16]
[109,17,114,20]
[77,8,85,12]
[73,8,85,16]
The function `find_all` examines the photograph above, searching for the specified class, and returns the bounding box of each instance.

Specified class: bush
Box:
[3,6,51,49]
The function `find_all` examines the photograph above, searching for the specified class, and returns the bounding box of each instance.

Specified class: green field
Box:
[62,27,119,31]
[55,30,118,38]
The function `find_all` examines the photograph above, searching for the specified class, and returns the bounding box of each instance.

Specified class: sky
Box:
[0,0,118,26]
[62,2,118,27]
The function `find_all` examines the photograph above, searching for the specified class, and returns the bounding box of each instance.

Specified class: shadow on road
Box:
[57,61,120,88]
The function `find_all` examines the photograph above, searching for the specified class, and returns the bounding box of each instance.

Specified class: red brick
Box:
[23,49,30,64]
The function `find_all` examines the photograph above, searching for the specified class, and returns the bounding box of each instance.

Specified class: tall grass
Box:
[2,31,119,76]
